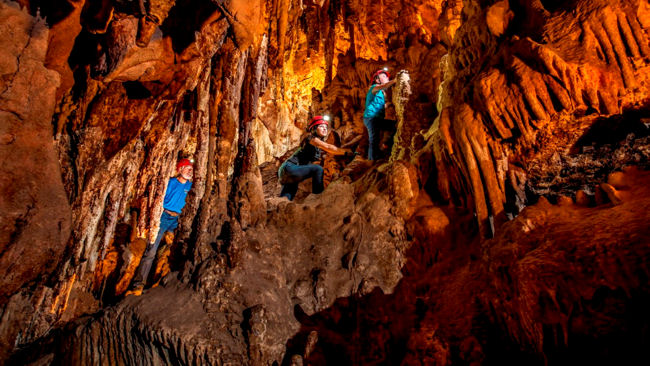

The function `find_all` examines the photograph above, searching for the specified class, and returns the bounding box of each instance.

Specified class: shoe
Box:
[136,17,158,47]
[125,285,144,297]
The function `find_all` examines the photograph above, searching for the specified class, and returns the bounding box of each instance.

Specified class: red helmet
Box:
[307,115,330,131]
[176,158,193,170]
[372,68,390,81]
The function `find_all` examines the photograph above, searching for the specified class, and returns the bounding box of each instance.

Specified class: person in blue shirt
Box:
[127,158,193,296]
[278,115,353,201]
[364,68,397,160]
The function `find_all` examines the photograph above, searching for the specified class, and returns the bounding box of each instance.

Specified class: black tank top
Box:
[287,135,322,165]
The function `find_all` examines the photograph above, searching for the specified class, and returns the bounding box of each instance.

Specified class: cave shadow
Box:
[280,176,650,365]
[160,0,219,54]
[93,222,131,305]
[569,105,650,155]
[527,104,650,205]
[542,286,650,366]
[278,206,538,365]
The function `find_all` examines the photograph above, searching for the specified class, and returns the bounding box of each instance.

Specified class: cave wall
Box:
[0,4,71,359]
[426,0,650,236]
[1,0,650,364]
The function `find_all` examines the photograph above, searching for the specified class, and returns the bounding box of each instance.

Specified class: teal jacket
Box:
[363,84,385,119]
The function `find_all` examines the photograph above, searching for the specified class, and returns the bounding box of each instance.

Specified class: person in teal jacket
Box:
[127,158,193,296]
[364,68,397,160]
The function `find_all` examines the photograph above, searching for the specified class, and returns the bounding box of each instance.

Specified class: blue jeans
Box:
[132,211,179,287]
[279,162,324,201]
[364,116,396,160]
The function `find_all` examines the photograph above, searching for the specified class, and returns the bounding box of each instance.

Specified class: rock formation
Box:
[1,0,649,364]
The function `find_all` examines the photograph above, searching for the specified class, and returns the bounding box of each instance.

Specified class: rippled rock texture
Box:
[1,0,650,364]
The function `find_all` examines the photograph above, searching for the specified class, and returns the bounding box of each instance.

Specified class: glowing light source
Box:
[323,115,331,121]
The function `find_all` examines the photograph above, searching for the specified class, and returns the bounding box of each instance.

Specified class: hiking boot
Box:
[125,285,144,297]
[136,16,158,47]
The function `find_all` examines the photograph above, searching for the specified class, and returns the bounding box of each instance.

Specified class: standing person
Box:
[363,68,397,160]
[126,158,193,296]
[278,115,354,201]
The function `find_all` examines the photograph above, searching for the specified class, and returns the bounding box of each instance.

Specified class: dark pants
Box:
[364,116,396,160]
[279,162,324,201]
[132,211,179,288]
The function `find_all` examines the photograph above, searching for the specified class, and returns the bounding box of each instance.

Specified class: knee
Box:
[313,165,324,178]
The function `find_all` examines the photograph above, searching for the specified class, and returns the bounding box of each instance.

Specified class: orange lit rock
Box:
[44,0,84,99]
[114,237,148,296]
[222,0,267,51]
[486,0,513,37]
[0,2,71,304]
[101,16,176,83]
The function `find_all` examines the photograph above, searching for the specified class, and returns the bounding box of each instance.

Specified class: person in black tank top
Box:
[278,115,354,200]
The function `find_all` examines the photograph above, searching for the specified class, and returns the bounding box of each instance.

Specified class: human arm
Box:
[371,79,397,94]
[340,135,362,149]
[309,137,353,156]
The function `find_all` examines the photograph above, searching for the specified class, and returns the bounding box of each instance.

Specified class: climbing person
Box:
[136,0,176,47]
[278,115,354,201]
[126,158,193,296]
[363,67,398,160]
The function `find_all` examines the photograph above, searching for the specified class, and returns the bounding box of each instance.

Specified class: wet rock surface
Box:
[1,0,650,364]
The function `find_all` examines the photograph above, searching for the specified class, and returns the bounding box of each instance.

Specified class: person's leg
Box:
[282,163,324,196]
[364,117,379,160]
[131,212,177,288]
[279,162,302,201]
[308,164,324,194]
[280,183,299,200]
[379,118,397,154]
[131,228,166,288]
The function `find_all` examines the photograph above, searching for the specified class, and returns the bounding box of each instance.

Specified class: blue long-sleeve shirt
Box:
[162,177,192,213]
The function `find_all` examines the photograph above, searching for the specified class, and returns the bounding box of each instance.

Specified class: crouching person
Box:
[278,115,353,201]
[126,158,193,296]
